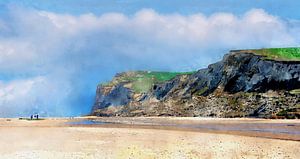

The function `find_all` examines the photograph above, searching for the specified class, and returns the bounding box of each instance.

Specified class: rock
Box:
[92,84,132,111]
[152,52,300,99]
[91,50,300,118]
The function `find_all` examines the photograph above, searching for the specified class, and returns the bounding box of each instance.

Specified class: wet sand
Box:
[76,117,300,141]
[0,117,299,159]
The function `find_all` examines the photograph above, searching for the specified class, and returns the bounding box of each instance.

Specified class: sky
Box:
[0,0,300,117]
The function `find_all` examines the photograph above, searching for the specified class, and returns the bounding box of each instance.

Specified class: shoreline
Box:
[72,117,300,141]
[2,117,299,141]
[0,117,299,158]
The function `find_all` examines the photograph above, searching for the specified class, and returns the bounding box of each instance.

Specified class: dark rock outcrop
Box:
[92,50,300,118]
[152,52,300,100]
[93,84,132,111]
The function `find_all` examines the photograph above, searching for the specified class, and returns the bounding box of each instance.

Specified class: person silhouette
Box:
[30,115,33,120]
[36,114,39,120]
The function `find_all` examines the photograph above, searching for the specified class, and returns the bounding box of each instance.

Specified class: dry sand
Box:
[0,117,299,159]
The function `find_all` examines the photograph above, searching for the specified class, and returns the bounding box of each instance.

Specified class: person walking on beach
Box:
[30,115,33,120]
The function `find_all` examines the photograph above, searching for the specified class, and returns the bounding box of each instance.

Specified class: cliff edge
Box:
[92,48,300,118]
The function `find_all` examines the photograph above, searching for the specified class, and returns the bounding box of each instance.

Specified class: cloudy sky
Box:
[0,0,300,117]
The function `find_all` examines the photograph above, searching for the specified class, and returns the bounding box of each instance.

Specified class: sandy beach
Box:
[0,117,299,159]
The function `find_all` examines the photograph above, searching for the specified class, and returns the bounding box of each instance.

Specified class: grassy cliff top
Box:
[102,71,195,93]
[290,89,300,95]
[246,47,300,61]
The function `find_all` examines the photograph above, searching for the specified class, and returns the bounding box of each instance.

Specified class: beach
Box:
[0,117,299,159]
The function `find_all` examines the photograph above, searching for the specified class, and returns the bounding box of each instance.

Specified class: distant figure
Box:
[36,114,39,120]
[30,115,33,120]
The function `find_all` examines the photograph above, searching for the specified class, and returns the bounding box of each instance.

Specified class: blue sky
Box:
[2,0,300,19]
[0,1,300,117]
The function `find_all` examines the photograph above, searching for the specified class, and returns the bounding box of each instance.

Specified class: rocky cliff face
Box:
[92,50,300,118]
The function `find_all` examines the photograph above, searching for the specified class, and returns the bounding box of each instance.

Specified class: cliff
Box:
[92,49,300,118]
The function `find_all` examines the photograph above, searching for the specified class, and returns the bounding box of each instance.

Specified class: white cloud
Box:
[0,76,72,117]
[0,7,300,116]
[1,8,298,72]
[0,77,44,117]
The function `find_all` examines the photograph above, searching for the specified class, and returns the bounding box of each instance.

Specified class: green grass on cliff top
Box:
[290,89,300,95]
[250,47,300,61]
[106,71,195,93]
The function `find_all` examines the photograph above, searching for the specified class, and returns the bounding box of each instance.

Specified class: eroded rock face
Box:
[92,84,132,111]
[222,52,300,93]
[152,52,300,100]
[91,51,300,118]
